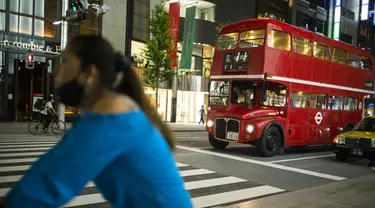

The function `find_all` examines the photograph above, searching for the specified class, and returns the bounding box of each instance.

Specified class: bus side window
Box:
[267,30,291,51]
[332,48,346,64]
[291,92,309,108]
[347,53,360,68]
[344,97,358,111]
[313,42,331,60]
[328,96,344,110]
[293,36,312,56]
[310,93,327,109]
[360,56,372,71]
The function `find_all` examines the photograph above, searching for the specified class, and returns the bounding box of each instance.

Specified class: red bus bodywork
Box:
[206,19,375,157]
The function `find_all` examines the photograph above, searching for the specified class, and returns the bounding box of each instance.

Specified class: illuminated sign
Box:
[0,39,62,54]
[223,51,249,70]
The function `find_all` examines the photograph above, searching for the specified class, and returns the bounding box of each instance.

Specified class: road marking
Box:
[0,162,190,173]
[179,169,215,177]
[0,158,38,164]
[0,147,51,153]
[268,154,335,163]
[177,145,346,181]
[0,142,57,145]
[185,176,246,190]
[192,185,285,208]
[0,175,95,188]
[0,151,45,157]
[176,162,188,167]
[63,193,105,207]
[0,165,30,172]
[0,144,56,148]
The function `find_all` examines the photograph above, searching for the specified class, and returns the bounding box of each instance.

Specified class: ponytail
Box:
[114,54,175,150]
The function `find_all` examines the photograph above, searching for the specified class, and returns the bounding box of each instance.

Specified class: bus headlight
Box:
[246,124,254,133]
[333,136,345,144]
[207,120,213,127]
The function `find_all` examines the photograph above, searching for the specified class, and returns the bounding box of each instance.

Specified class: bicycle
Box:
[28,115,66,136]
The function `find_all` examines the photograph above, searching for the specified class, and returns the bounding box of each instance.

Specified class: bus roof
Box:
[221,18,370,55]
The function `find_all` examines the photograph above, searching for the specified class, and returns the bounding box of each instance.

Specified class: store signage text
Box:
[0,39,62,54]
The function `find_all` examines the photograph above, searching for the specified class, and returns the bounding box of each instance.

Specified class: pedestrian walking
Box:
[0,35,192,208]
[198,105,205,125]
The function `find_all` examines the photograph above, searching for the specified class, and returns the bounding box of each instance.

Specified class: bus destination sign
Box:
[223,51,249,70]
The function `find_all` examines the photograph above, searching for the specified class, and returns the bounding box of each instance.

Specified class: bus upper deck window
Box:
[267,30,291,51]
[240,29,265,48]
[332,48,346,64]
[360,56,372,71]
[293,36,312,56]
[217,33,239,50]
[348,53,360,68]
[313,42,330,60]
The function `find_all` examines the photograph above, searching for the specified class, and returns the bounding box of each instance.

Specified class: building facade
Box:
[0,0,63,121]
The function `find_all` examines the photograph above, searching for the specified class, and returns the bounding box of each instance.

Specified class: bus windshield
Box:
[231,80,259,106]
[353,118,375,132]
[209,81,229,106]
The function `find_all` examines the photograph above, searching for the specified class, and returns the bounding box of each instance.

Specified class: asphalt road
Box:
[0,132,373,207]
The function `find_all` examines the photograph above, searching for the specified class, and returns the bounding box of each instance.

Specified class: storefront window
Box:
[20,0,33,15]
[0,12,5,31]
[19,16,32,35]
[0,0,5,10]
[34,0,45,17]
[34,19,45,37]
[10,0,19,12]
[9,14,19,33]
[0,51,4,114]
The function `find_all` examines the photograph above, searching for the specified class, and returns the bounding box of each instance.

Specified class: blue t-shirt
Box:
[6,110,192,208]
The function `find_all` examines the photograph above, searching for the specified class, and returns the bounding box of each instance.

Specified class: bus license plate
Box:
[227,132,239,140]
[351,149,363,156]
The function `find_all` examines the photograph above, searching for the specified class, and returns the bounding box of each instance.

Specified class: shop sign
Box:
[0,39,62,54]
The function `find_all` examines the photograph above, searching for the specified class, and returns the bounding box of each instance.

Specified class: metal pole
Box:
[171,67,178,123]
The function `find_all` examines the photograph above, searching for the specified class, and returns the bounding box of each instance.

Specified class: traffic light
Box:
[66,0,88,22]
[25,53,34,69]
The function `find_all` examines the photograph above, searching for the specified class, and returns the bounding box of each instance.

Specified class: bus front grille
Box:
[215,119,226,139]
[227,119,239,133]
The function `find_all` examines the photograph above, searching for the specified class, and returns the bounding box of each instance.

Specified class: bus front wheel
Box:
[208,134,229,149]
[257,126,281,157]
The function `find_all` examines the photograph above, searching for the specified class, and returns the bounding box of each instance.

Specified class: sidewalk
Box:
[222,174,375,208]
[0,122,205,134]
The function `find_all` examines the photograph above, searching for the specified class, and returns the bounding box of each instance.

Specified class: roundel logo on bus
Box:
[315,112,323,125]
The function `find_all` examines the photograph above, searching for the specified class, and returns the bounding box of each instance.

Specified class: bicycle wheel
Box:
[51,120,66,135]
[28,120,45,135]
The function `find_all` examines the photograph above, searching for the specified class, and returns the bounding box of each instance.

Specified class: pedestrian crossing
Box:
[0,136,286,208]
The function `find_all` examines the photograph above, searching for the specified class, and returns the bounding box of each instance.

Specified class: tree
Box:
[143,1,175,109]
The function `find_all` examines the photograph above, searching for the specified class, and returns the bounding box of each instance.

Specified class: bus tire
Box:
[208,134,229,149]
[257,126,281,157]
[335,152,349,162]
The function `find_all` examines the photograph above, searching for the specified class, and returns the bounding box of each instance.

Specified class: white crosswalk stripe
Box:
[0,137,286,208]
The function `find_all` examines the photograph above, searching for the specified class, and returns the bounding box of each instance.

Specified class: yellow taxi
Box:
[333,116,375,163]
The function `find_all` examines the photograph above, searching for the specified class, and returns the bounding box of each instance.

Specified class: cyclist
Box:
[40,95,58,130]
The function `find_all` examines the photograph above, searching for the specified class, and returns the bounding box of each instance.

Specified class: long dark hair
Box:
[68,35,175,150]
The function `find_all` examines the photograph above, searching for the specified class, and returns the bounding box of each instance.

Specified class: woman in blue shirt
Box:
[0,35,192,208]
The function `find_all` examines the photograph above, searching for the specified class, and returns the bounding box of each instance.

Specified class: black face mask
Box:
[56,77,85,107]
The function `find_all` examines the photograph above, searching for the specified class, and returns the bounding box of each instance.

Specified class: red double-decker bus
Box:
[206,18,375,157]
